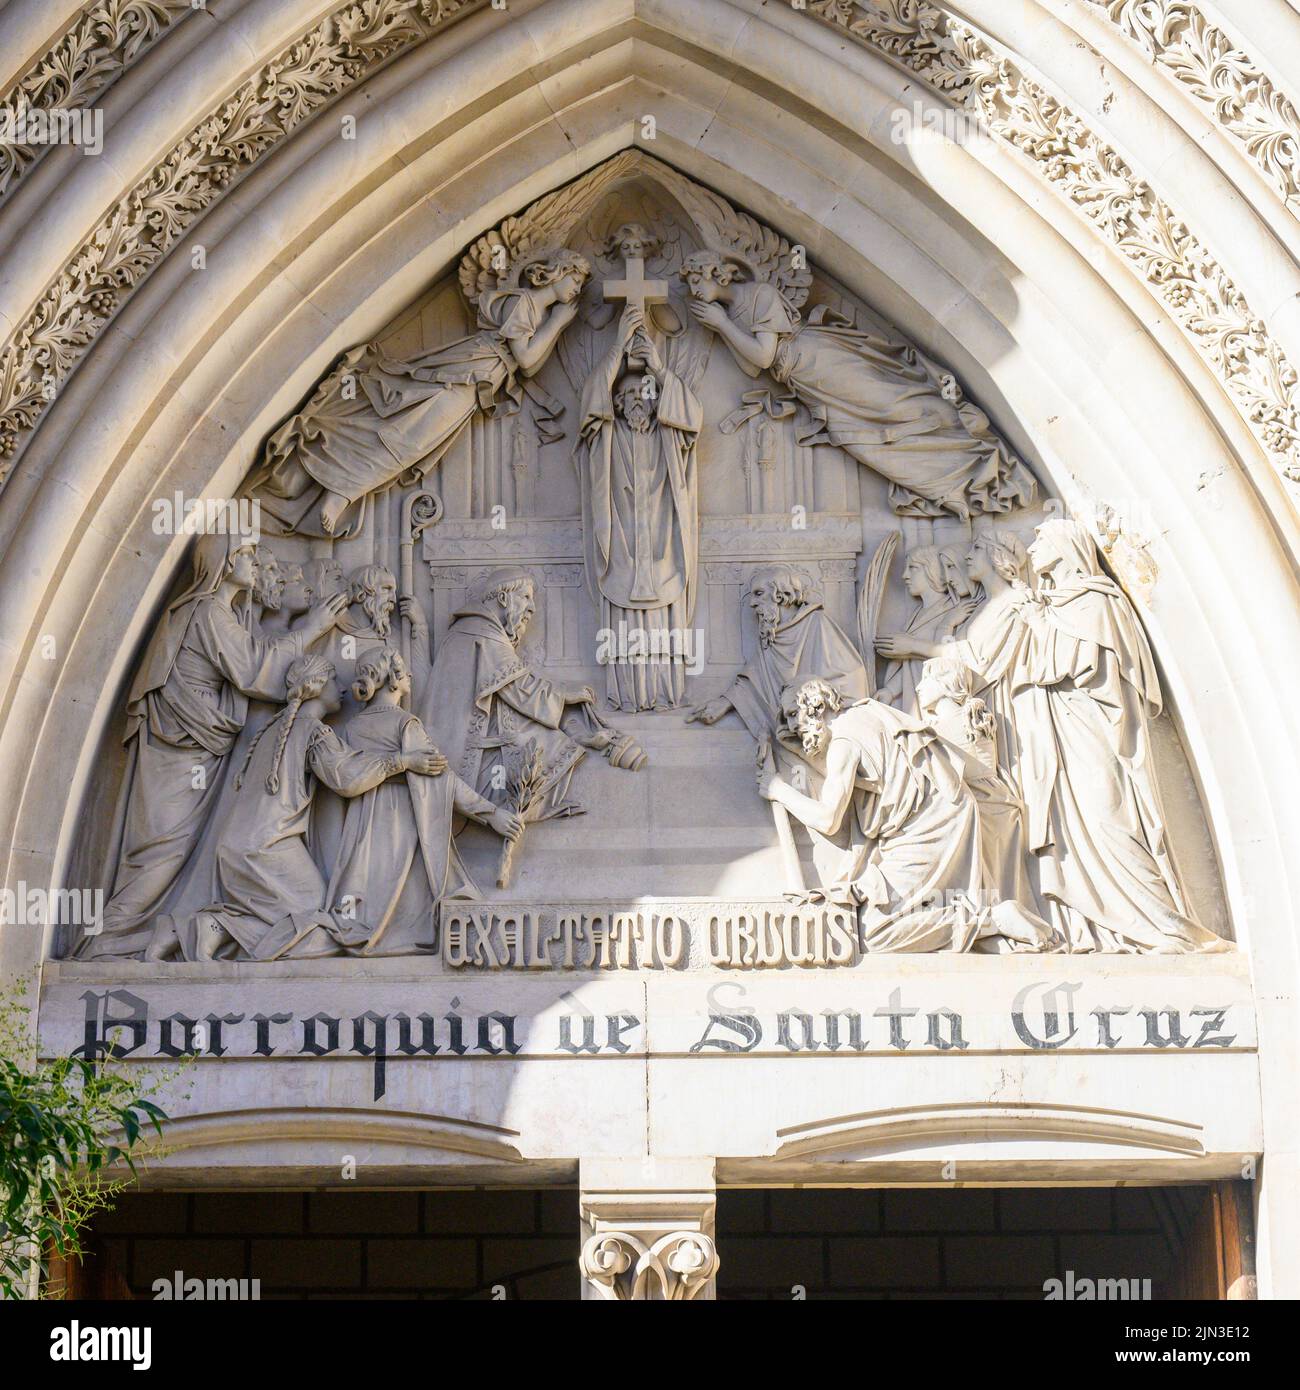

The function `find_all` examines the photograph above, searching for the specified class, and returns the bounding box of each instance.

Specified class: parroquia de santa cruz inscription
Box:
[44,960,1253,1101]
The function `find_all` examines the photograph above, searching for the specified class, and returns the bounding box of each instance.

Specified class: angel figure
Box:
[247,248,592,537]
[680,249,1036,519]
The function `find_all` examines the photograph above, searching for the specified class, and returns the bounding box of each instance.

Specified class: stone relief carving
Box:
[411,564,647,827]
[579,1230,719,1301]
[806,1,1300,492]
[681,249,1036,517]
[0,0,483,481]
[575,286,704,711]
[759,674,1055,954]
[5,0,1296,521]
[76,153,1230,961]
[874,518,1230,954]
[0,0,194,203]
[1089,0,1300,205]
[79,533,346,959]
[874,542,976,711]
[143,651,448,962]
[248,246,592,538]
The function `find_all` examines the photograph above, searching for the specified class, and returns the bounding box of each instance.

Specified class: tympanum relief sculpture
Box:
[76,152,1230,963]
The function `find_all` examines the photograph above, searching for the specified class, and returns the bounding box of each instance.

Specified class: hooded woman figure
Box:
[878,520,1227,952]
[1009,520,1229,952]
[327,647,522,955]
[83,532,344,958]
[876,544,971,713]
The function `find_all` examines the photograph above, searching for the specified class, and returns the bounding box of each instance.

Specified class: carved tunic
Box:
[726,599,869,747]
[418,608,586,820]
[578,348,703,709]
[328,705,495,955]
[195,714,399,961]
[85,595,304,958]
[827,702,1031,952]
[1008,576,1222,953]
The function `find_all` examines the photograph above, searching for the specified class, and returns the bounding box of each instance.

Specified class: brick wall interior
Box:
[89,1185,1197,1299]
[94,1190,579,1300]
[718,1187,1186,1299]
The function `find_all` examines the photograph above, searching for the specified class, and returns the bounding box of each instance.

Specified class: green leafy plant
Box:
[0,985,172,1299]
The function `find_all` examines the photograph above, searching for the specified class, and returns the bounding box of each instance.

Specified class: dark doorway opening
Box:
[63,1189,579,1300]
[716,1184,1255,1300]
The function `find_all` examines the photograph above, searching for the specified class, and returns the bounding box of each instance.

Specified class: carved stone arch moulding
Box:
[0,0,197,203]
[3,0,1296,1299]
[1085,0,1300,207]
[804,0,1300,501]
[772,1101,1208,1161]
[0,0,488,484]
[148,1105,527,1168]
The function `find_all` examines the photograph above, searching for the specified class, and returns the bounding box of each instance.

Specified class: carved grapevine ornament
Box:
[0,0,194,203]
[1091,0,1300,204]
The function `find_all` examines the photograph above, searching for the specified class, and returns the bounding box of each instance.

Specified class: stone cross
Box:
[602,253,669,317]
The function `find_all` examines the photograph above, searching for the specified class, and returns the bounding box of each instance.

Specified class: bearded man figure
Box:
[409,567,646,830]
[687,564,868,754]
[759,678,1053,954]
[577,305,703,711]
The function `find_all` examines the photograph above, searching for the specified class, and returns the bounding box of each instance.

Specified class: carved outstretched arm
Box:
[762,738,858,837]
[686,299,777,377]
[452,775,523,841]
[875,633,942,662]
[509,299,580,376]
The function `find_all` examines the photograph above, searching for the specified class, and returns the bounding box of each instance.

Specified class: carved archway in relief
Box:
[0,0,1297,1290]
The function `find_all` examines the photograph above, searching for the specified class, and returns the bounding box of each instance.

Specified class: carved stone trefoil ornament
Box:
[579,1230,720,1301]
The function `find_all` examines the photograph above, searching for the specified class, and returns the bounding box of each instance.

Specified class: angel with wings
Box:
[680,249,1036,520]
[247,248,592,538]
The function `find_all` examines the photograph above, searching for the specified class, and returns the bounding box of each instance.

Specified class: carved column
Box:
[578,1158,719,1301]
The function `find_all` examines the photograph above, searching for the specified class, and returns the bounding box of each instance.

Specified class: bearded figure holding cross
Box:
[577,283,704,711]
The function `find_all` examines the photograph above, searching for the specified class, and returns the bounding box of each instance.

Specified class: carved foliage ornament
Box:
[1090,0,1300,205]
[808,1,1300,490]
[0,0,480,482]
[3,0,1299,499]
[0,1,194,203]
